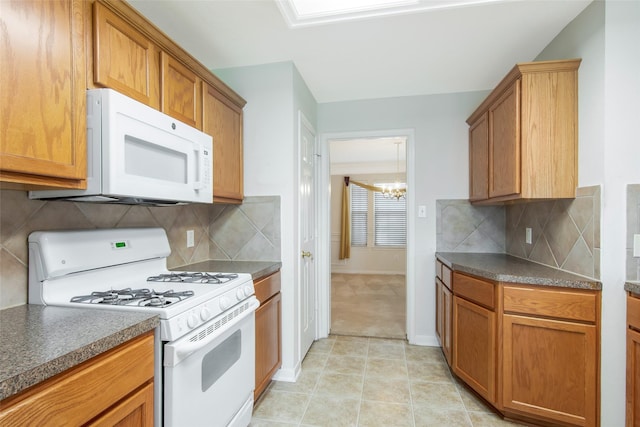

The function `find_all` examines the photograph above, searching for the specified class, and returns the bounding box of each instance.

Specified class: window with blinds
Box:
[374,183,406,246]
[350,184,368,246]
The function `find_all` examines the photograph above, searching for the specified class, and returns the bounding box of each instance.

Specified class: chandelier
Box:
[381,141,406,200]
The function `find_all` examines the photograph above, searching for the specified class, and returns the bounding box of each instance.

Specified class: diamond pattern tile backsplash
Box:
[628,184,640,281]
[437,186,601,279]
[505,186,601,279]
[0,190,280,309]
[436,200,506,253]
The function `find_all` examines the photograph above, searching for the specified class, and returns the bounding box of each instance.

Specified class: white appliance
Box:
[29,89,212,205]
[28,228,257,427]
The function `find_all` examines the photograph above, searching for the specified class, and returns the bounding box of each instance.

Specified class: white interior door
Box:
[299,112,317,358]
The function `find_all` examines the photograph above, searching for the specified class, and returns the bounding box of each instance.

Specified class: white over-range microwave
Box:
[30,88,212,205]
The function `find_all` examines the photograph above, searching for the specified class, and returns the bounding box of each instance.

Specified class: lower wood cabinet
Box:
[437,262,601,427]
[254,271,282,401]
[453,295,496,405]
[503,314,597,426]
[435,260,453,365]
[0,332,154,426]
[628,293,640,427]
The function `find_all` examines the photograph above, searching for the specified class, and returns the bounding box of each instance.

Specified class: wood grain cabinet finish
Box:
[89,0,246,202]
[0,0,87,189]
[438,265,601,427]
[203,83,244,203]
[254,271,282,401]
[435,261,453,366]
[628,294,640,427]
[468,112,489,201]
[466,59,580,204]
[502,285,599,427]
[0,332,154,426]
[92,1,160,108]
[452,294,496,405]
[161,52,202,130]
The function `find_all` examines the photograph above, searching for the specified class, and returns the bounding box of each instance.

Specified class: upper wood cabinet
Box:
[203,83,244,203]
[468,112,489,201]
[161,52,202,130]
[88,0,246,202]
[467,59,581,204]
[0,0,87,190]
[92,1,160,108]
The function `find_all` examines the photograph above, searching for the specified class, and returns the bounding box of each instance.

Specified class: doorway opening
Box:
[327,136,407,339]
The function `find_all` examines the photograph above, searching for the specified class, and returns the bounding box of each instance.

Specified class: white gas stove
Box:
[28,227,257,427]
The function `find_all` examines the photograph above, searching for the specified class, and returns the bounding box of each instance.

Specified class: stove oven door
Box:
[163,298,259,427]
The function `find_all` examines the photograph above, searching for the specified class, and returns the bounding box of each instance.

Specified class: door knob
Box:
[301,250,312,258]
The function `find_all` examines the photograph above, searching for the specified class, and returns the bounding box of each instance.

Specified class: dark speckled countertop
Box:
[436,252,601,290]
[173,260,282,280]
[626,281,640,295]
[0,305,158,402]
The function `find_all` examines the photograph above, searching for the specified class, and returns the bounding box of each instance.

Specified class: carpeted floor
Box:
[330,273,406,339]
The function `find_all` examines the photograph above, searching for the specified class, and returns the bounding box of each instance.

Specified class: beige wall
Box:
[0,189,280,309]
[330,174,406,274]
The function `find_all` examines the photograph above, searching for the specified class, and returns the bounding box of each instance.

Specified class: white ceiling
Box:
[128,0,591,104]
[127,0,591,168]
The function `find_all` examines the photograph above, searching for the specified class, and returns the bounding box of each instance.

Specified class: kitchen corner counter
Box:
[174,260,282,280]
[0,304,158,402]
[626,281,640,296]
[436,252,602,290]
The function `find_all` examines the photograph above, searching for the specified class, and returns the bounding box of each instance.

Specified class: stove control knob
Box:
[236,288,245,300]
[219,296,231,311]
[187,313,199,329]
[244,285,253,296]
[200,307,211,321]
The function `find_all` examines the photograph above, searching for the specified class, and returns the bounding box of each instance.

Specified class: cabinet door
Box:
[629,328,640,427]
[503,314,597,427]
[161,52,201,129]
[0,0,86,188]
[88,382,154,427]
[435,278,443,346]
[442,284,453,366]
[93,2,160,109]
[203,83,244,203]
[255,292,282,400]
[469,112,489,201]
[489,80,520,199]
[453,296,496,403]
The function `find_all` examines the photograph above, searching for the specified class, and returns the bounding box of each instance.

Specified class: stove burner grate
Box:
[70,288,195,307]
[147,272,239,284]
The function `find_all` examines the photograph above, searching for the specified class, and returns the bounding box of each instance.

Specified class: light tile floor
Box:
[251,335,524,427]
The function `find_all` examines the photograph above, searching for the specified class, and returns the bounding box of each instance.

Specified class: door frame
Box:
[317,128,416,342]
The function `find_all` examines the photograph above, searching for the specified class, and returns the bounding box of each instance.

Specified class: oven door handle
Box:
[164,297,259,367]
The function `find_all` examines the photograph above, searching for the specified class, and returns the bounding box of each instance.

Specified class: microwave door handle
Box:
[193,143,204,191]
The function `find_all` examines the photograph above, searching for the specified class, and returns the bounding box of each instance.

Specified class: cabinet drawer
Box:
[453,273,494,309]
[504,286,597,323]
[436,259,443,281]
[630,294,640,331]
[255,271,281,304]
[441,264,452,290]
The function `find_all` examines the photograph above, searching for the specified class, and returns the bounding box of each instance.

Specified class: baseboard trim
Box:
[409,334,439,347]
